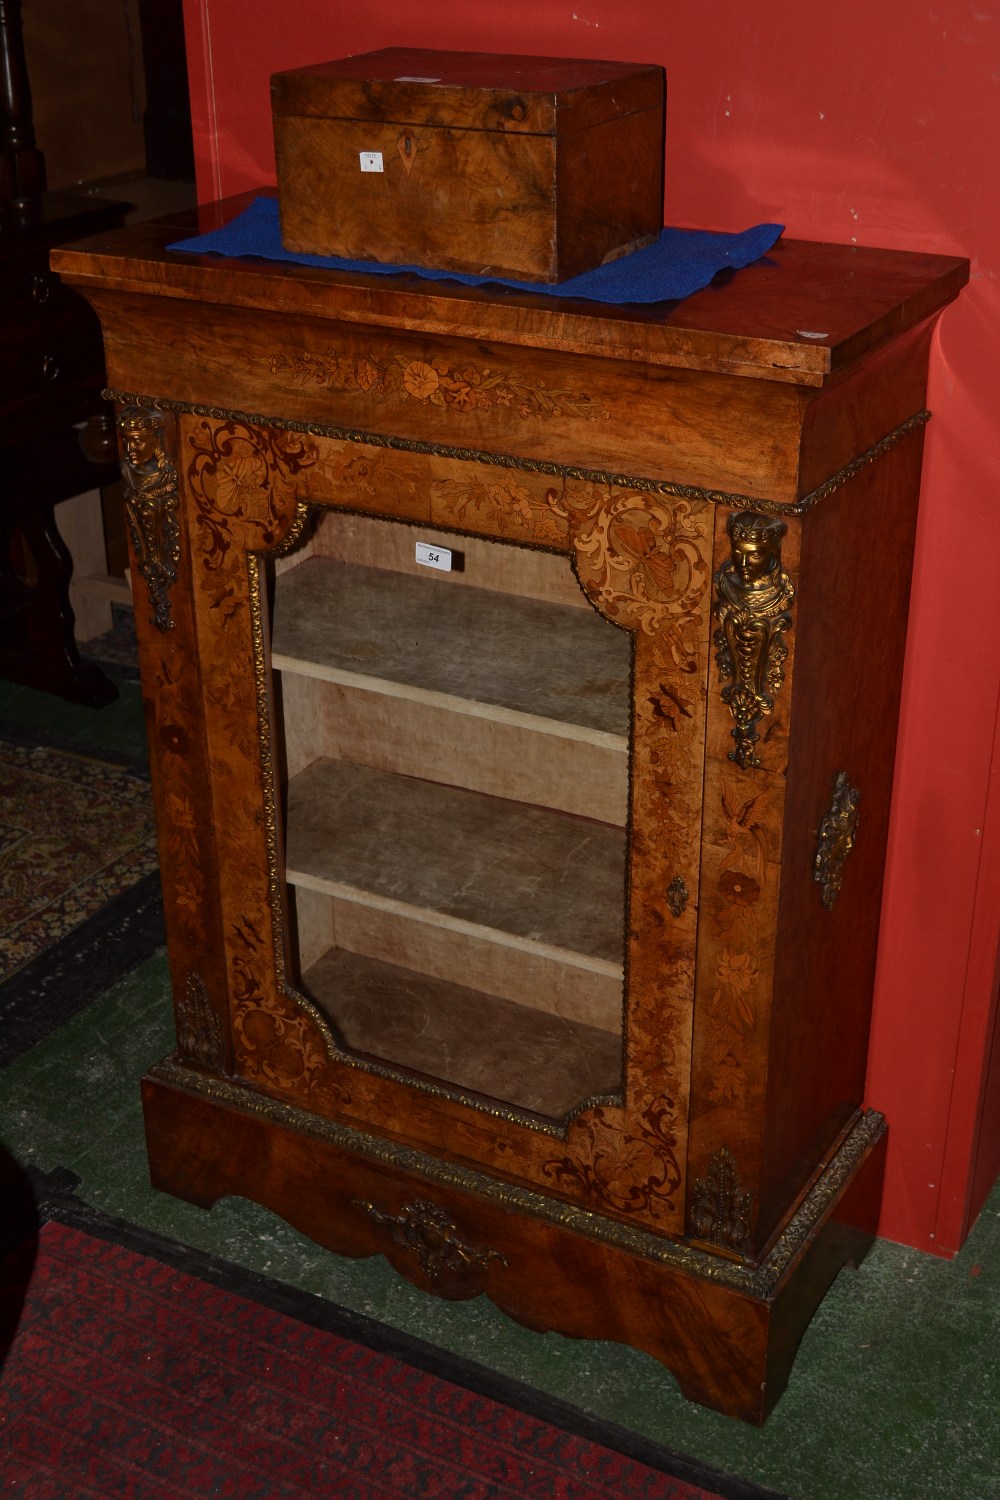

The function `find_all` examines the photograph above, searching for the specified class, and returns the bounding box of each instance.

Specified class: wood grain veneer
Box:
[58,204,966,1421]
[272,49,664,283]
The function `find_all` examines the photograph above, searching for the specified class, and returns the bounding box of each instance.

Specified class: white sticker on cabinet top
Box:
[359,151,384,173]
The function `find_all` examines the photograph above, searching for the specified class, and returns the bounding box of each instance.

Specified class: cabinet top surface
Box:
[51,195,968,385]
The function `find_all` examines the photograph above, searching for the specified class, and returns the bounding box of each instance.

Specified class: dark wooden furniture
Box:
[0,193,131,704]
[53,201,966,1421]
[137,0,196,183]
[271,49,664,281]
[1,0,127,704]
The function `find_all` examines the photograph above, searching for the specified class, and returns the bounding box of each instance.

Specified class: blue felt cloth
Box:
[168,196,784,306]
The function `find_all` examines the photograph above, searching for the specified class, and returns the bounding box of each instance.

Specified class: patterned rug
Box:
[0,736,156,981]
[0,727,164,1065]
[0,1178,790,1500]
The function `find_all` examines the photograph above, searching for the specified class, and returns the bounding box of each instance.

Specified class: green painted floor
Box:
[0,672,149,763]
[3,673,999,1500]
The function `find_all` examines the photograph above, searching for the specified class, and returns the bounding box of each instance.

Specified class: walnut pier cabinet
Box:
[53,203,967,1422]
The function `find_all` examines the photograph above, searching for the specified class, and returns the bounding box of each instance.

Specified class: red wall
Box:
[181,0,1000,1254]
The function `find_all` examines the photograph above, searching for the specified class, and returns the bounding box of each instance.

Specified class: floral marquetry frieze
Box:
[262,345,614,425]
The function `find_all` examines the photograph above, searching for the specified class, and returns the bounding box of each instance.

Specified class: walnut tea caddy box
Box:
[270,47,666,284]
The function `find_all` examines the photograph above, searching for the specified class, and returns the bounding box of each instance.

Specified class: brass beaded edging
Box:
[150,1054,885,1298]
[247,546,321,1023]
[103,390,930,519]
[243,487,625,1139]
[247,525,620,1139]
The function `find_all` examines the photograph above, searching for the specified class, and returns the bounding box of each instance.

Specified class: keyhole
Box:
[397,132,418,174]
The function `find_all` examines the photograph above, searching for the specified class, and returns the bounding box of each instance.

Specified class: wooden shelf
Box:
[299,945,621,1118]
[277,534,630,1082]
[270,556,631,744]
[272,551,631,824]
[284,758,626,968]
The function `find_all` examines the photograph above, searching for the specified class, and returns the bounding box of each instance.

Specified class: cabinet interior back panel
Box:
[290,884,623,1027]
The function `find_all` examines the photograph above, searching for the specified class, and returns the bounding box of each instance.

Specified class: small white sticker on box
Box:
[415,542,453,572]
[359,151,384,173]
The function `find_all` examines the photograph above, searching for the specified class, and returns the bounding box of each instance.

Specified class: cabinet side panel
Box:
[757,434,926,1244]
[796,321,935,496]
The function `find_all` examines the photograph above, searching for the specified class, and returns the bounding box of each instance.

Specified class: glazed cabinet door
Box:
[120,401,715,1240]
[271,509,631,1117]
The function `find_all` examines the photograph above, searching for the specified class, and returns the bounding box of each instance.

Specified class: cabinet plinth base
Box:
[141,1059,887,1424]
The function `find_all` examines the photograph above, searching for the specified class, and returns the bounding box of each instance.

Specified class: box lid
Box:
[270,47,664,135]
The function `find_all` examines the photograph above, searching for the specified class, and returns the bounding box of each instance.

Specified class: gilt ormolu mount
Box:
[356,1197,508,1285]
[713,511,795,771]
[118,404,181,633]
[52,206,967,1422]
[814,772,861,910]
